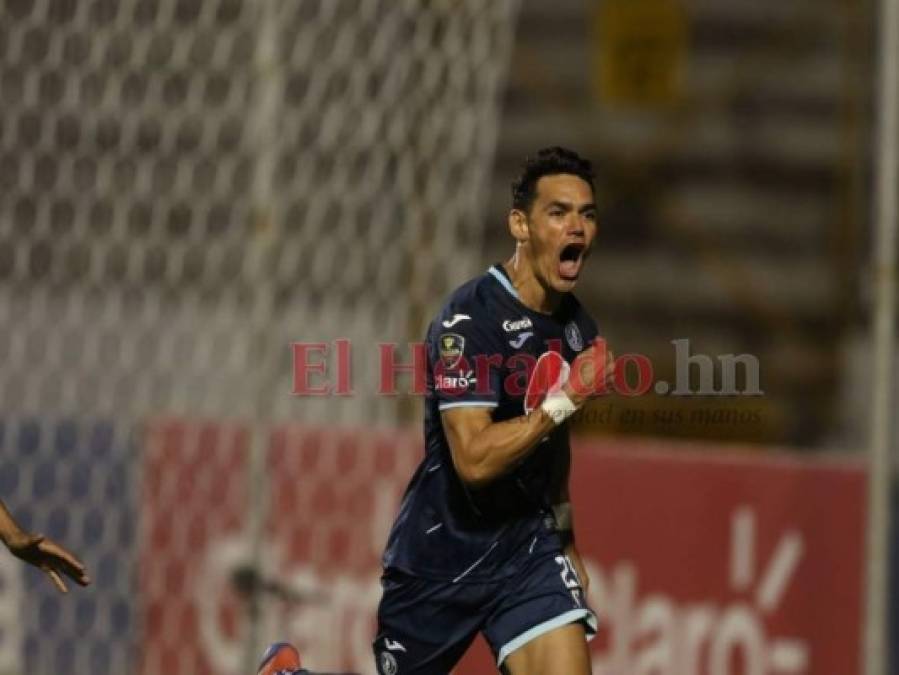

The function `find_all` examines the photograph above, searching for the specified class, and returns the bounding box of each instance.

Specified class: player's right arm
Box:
[443,405,557,487]
[443,341,612,487]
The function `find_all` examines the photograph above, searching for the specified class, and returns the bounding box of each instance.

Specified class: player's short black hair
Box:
[511,146,595,213]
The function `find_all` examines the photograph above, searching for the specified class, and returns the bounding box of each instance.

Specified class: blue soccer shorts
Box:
[372,540,597,674]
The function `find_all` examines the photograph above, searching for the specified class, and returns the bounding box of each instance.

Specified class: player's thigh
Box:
[500,621,591,675]
[484,546,597,671]
[373,568,484,674]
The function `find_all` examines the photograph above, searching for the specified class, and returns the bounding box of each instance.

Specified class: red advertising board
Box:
[460,441,867,675]
[138,421,251,675]
[138,424,866,675]
[138,422,421,675]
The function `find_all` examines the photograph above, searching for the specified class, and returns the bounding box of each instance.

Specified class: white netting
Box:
[0,1,519,673]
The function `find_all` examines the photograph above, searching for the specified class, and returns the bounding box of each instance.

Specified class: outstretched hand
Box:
[6,531,90,593]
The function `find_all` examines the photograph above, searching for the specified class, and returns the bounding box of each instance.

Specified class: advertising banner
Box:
[138,426,866,675]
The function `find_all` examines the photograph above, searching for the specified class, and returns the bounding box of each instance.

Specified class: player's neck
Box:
[503,255,562,315]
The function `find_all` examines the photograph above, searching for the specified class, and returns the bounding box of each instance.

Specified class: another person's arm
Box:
[0,498,90,593]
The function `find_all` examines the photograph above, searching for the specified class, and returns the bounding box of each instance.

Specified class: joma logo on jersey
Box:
[503,317,533,332]
[439,333,465,368]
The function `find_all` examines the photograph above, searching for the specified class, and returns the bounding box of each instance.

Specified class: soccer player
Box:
[0,497,90,593]
[373,147,612,674]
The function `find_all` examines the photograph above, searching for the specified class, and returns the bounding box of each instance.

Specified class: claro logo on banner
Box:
[567,443,865,675]
[586,506,807,674]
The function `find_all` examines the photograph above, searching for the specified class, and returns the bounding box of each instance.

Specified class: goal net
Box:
[0,1,519,673]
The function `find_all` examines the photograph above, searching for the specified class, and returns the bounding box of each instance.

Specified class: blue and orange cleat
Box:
[256,641,359,675]
[257,642,304,675]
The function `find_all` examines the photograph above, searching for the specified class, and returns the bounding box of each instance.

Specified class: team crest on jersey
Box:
[439,333,465,368]
[564,322,584,352]
[379,651,398,675]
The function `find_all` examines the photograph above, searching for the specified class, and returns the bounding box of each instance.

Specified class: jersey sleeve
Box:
[428,309,505,412]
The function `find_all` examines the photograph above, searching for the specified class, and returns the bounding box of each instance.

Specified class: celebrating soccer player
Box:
[373,147,613,674]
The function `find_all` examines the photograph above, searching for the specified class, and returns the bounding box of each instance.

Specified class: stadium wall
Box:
[0,424,880,675]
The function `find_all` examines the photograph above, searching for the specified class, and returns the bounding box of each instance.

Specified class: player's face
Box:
[522,174,597,293]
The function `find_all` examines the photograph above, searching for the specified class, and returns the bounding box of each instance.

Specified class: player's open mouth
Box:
[558,243,585,281]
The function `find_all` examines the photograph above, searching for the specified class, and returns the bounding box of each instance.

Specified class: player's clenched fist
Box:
[563,338,615,406]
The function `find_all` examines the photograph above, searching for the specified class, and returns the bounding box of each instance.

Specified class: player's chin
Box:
[552,273,579,293]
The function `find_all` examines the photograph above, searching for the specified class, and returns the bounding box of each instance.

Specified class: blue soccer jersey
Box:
[381,264,599,582]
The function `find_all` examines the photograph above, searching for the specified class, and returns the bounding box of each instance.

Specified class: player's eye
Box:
[549,209,564,217]
[583,211,597,221]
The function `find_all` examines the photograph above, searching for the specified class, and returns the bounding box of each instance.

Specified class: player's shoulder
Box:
[425,270,510,357]
[432,269,503,326]
[446,270,500,312]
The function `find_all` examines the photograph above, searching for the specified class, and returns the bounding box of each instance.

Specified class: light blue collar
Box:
[488,265,520,300]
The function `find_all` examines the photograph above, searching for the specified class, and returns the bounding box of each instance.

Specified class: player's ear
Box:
[508,209,529,244]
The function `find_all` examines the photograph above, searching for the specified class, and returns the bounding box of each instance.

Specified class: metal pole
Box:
[244,1,282,672]
[865,0,898,672]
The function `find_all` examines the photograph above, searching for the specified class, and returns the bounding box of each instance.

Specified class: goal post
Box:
[0,1,520,673]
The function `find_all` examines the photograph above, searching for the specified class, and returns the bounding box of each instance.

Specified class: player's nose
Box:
[565,217,586,239]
